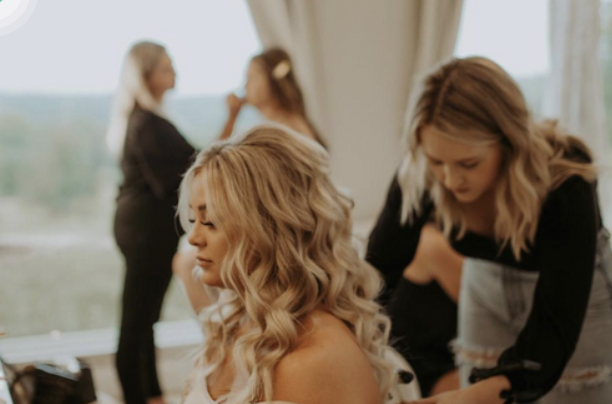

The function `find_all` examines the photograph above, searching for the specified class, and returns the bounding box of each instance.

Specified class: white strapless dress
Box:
[182,364,297,404]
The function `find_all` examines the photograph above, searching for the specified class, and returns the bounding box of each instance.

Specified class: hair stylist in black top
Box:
[368,57,612,404]
[106,41,195,404]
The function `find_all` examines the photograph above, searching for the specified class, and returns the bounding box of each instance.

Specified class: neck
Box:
[461,190,497,236]
[152,91,165,104]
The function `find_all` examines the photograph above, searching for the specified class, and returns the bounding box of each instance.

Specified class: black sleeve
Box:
[365,174,433,304]
[497,176,599,398]
[134,118,196,200]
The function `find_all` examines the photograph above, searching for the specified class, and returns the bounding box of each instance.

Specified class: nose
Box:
[443,166,462,190]
[188,225,205,248]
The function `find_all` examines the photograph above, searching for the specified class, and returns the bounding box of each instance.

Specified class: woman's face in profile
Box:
[187,173,229,288]
[420,124,504,205]
[146,52,176,97]
[245,60,273,108]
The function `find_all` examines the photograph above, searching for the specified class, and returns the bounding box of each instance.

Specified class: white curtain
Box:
[543,0,611,224]
[246,0,464,222]
[543,0,608,157]
[246,1,329,136]
[409,0,465,82]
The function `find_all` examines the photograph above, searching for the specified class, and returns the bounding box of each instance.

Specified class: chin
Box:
[454,192,478,204]
[199,269,224,288]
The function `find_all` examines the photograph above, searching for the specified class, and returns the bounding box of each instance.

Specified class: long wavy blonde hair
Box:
[400,56,596,260]
[178,124,394,403]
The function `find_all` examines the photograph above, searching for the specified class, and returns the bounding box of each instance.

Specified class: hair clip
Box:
[272,60,291,80]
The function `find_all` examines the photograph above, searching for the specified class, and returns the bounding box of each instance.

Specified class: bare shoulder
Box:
[273,312,381,404]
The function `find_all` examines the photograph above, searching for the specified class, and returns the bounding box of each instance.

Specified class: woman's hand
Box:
[172,248,212,314]
[406,376,509,404]
[406,390,470,404]
[219,93,247,140]
[226,93,246,117]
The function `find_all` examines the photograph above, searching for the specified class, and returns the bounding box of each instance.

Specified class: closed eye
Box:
[460,161,480,169]
[188,218,214,228]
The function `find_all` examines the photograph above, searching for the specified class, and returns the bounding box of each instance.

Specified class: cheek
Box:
[252,80,264,97]
[210,234,229,260]
[472,163,501,189]
[428,165,445,182]
[254,77,272,98]
[245,81,256,98]
[150,74,166,90]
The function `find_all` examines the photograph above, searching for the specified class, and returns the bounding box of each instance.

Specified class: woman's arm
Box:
[408,376,510,404]
[219,94,245,140]
[366,175,433,304]
[492,177,599,398]
[403,225,464,302]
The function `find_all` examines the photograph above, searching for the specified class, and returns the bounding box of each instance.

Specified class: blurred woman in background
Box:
[107,41,195,404]
[219,47,325,146]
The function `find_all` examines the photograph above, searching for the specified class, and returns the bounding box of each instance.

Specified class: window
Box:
[600,0,612,147]
[454,0,551,115]
[0,0,261,337]
[599,0,612,227]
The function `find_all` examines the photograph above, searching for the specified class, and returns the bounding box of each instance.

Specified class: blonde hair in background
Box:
[106,41,167,158]
[400,56,596,260]
[178,124,394,403]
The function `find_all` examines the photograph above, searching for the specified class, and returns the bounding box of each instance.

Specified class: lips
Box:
[197,256,213,266]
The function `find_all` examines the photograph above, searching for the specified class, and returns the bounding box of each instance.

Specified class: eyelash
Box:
[187,219,214,227]
[430,161,479,169]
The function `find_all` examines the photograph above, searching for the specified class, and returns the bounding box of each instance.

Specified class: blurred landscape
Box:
[0,94,260,337]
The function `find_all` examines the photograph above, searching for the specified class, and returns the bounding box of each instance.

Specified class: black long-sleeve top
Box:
[366,173,602,398]
[114,107,195,247]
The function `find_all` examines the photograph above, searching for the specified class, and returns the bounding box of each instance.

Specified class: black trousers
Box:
[114,199,180,404]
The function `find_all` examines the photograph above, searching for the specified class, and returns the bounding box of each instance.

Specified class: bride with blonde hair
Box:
[177,125,399,404]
